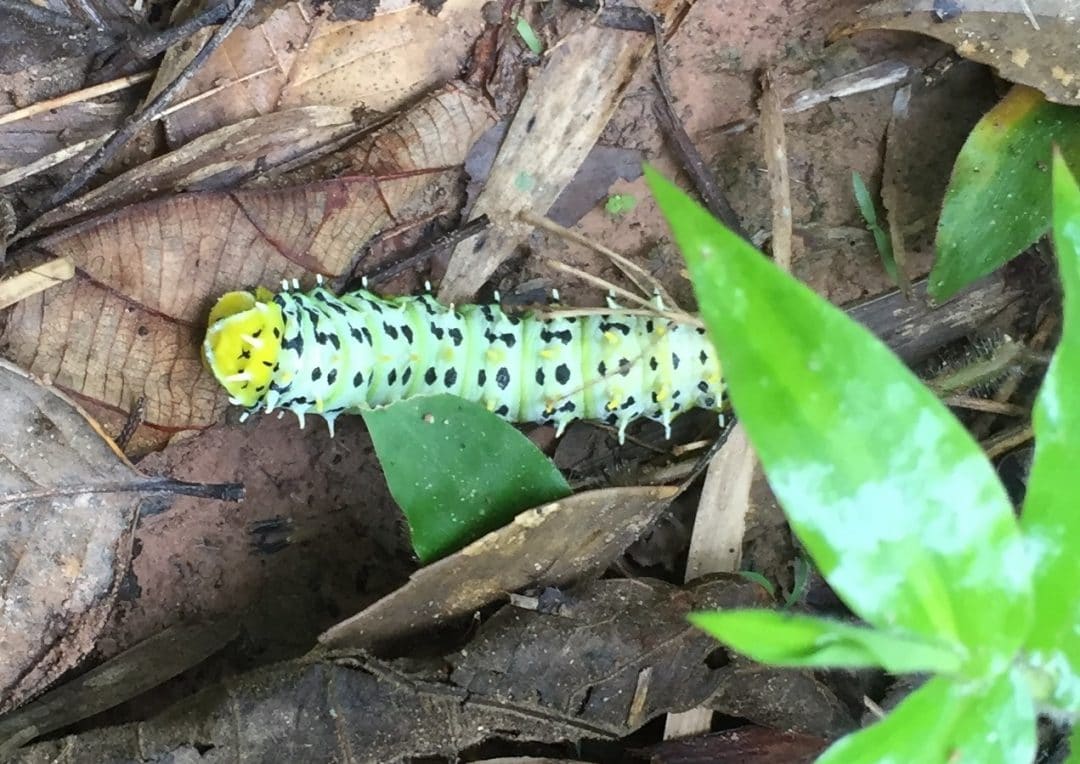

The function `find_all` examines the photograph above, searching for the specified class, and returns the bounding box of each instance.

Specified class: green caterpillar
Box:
[203,279,724,440]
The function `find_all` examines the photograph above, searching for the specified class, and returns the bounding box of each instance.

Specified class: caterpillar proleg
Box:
[203,282,724,441]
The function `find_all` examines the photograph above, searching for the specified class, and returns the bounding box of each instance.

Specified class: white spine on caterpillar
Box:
[204,284,724,441]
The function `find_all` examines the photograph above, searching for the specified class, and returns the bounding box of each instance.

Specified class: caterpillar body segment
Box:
[203,283,724,440]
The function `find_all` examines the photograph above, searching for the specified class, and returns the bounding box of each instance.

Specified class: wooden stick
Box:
[0,72,154,128]
[759,69,792,273]
[943,395,1026,416]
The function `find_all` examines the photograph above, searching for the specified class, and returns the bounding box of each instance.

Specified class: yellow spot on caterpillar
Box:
[280,371,294,384]
[606,398,621,411]
[603,331,619,344]
[379,355,392,363]
[410,353,420,362]
[707,372,721,384]
[544,399,556,414]
[315,397,325,413]
[539,347,556,360]
[656,385,669,402]
[440,347,454,362]
[486,348,503,363]
[485,398,497,412]
[654,324,667,337]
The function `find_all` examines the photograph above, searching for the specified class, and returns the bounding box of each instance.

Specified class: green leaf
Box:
[361,394,571,563]
[851,171,896,280]
[1068,725,1080,764]
[783,556,811,609]
[645,166,1031,673]
[605,193,638,216]
[515,16,543,54]
[689,610,963,674]
[930,86,1080,300]
[736,570,776,596]
[1020,154,1080,713]
[819,671,1036,764]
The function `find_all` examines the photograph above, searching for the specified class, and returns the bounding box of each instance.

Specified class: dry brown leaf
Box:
[843,0,1080,105]
[0,360,145,713]
[10,578,771,761]
[448,577,772,733]
[9,657,611,762]
[2,83,496,429]
[318,485,679,649]
[154,0,487,146]
[26,106,368,236]
[439,11,667,301]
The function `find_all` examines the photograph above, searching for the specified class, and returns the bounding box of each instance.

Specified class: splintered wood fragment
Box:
[759,70,792,273]
[0,257,75,310]
[664,424,756,740]
[439,15,661,302]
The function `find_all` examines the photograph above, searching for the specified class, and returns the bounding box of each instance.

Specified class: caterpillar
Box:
[202,279,724,441]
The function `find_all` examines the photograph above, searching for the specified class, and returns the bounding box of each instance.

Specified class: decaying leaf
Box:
[11,577,773,761]
[26,106,369,236]
[318,486,678,648]
[2,83,496,430]
[843,0,1080,106]
[448,577,772,731]
[153,0,487,146]
[8,657,611,763]
[0,618,239,753]
[0,360,211,713]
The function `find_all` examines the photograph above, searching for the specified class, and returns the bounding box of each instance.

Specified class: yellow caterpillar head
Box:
[203,289,284,407]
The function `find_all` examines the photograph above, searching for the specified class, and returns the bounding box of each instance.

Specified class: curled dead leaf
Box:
[319,486,679,649]
[843,0,1080,105]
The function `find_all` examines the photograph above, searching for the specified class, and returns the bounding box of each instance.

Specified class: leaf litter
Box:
[0,0,1064,759]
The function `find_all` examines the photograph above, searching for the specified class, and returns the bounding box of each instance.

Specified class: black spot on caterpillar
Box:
[203,281,725,440]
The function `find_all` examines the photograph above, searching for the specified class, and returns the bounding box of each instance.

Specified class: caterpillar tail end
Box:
[203,290,285,408]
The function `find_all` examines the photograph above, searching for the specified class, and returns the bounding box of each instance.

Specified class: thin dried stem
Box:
[943,395,1026,416]
[543,259,701,328]
[537,305,704,330]
[0,71,154,128]
[982,424,1034,460]
[520,209,677,307]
